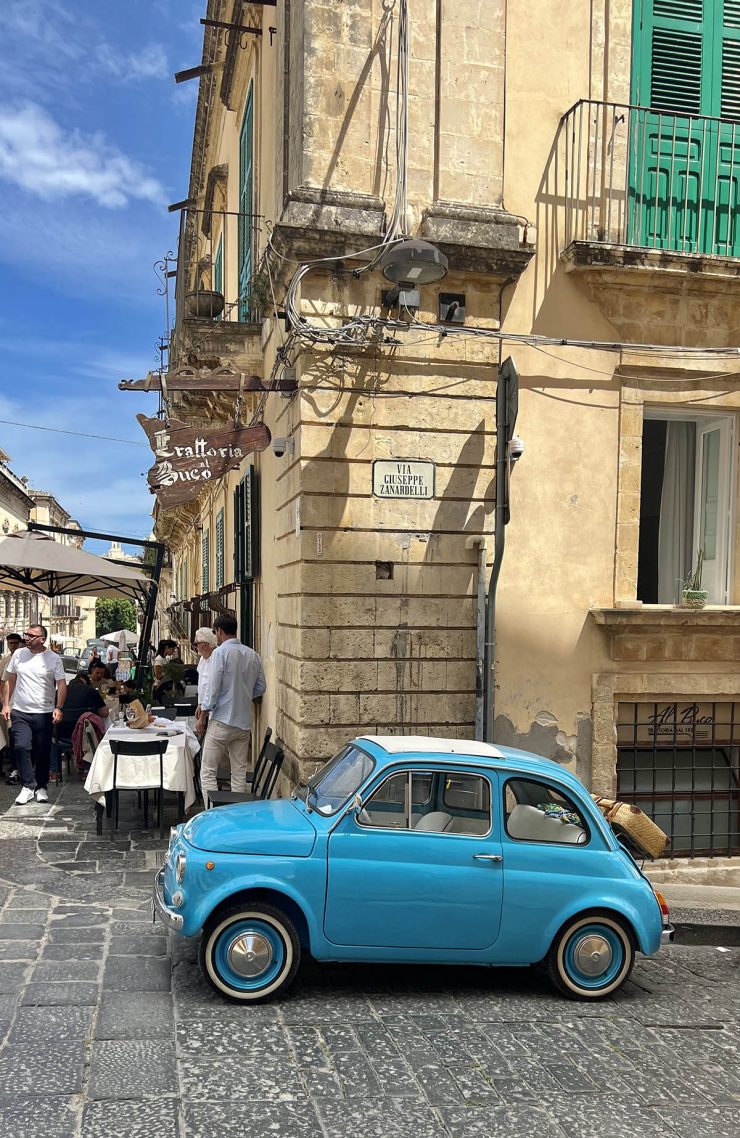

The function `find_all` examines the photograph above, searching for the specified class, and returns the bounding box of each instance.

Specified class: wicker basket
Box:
[591,796,668,859]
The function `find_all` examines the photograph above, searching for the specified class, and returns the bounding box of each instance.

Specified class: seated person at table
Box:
[88,662,110,689]
[119,679,138,705]
[50,674,108,781]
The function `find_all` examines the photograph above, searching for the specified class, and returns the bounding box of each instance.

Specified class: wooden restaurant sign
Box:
[138,414,271,509]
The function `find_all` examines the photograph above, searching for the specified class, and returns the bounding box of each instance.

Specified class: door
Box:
[694,416,734,602]
[238,82,254,321]
[629,1,740,254]
[324,768,503,951]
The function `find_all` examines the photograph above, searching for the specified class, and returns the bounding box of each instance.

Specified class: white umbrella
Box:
[100,629,138,646]
[0,530,149,603]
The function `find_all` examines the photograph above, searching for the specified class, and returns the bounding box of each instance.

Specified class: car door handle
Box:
[473,854,503,862]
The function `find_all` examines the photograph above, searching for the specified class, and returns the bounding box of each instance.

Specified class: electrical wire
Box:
[0,418,148,447]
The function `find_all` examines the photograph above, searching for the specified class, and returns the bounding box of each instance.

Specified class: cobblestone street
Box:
[0,779,738,1138]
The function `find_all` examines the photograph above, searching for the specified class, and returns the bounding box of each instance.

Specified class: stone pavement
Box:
[0,777,738,1138]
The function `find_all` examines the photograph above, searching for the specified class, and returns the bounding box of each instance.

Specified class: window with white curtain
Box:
[638,412,735,605]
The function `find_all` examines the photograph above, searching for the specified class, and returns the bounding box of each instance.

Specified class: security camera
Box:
[508,435,525,464]
[271,437,295,458]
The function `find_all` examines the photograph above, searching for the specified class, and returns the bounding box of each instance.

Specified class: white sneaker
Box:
[35,788,49,804]
[14,786,36,805]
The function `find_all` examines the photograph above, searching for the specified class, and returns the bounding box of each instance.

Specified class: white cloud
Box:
[93,42,169,83]
[3,1,169,94]
[0,103,166,208]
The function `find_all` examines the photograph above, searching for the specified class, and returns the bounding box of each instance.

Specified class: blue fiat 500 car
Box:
[153,736,672,1003]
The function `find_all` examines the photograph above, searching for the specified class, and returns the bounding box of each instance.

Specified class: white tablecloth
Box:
[84,721,200,810]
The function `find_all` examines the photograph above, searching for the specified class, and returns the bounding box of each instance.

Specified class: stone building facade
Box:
[28,492,96,652]
[144,0,740,862]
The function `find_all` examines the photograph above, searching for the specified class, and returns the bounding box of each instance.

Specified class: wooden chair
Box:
[208,734,285,808]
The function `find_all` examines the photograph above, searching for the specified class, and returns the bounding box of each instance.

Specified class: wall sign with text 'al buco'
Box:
[138,414,271,509]
[372,459,435,499]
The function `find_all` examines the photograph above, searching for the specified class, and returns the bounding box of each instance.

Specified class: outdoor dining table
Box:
[84,719,200,832]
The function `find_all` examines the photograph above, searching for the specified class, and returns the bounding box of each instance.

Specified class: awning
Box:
[0,530,150,604]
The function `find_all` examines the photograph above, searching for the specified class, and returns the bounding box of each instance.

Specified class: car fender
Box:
[186,866,323,946]
[538,887,662,957]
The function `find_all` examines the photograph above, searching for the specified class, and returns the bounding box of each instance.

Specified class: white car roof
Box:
[359,735,506,760]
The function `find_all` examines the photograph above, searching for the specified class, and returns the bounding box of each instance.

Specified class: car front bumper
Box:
[152,867,184,932]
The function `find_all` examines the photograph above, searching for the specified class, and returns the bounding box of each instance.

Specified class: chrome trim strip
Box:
[152,868,184,932]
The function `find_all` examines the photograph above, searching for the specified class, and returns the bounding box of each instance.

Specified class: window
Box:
[215,509,225,589]
[360,770,491,836]
[638,412,734,604]
[504,779,588,844]
[617,699,740,856]
[303,745,375,815]
[234,466,259,581]
[201,529,210,593]
[630,2,740,255]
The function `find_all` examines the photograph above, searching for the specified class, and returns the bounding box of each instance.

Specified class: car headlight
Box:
[175,853,187,883]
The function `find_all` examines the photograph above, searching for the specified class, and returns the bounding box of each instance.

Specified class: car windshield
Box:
[300,745,375,816]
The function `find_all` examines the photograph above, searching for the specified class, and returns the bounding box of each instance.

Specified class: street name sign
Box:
[372,460,435,499]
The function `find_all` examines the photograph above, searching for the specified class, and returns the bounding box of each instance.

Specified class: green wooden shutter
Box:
[234,467,259,582]
[201,529,209,594]
[722,2,740,118]
[215,509,225,589]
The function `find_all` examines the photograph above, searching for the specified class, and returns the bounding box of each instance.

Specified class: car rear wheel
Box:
[545,913,635,1000]
[200,903,300,1003]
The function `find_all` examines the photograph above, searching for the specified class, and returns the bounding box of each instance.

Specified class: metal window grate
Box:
[617,701,740,857]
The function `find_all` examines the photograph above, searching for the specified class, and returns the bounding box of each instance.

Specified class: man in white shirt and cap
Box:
[198,614,265,807]
[1,624,67,805]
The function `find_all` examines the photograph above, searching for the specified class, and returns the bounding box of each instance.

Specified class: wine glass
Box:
[125,707,135,724]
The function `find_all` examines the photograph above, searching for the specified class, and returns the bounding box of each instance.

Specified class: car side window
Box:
[504,778,589,845]
[359,770,491,836]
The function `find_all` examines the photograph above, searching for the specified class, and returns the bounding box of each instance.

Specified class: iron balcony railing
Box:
[561,99,740,257]
[51,604,81,619]
[171,206,264,365]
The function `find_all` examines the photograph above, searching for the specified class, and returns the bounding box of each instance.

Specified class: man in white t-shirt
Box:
[1,625,67,805]
[105,641,119,677]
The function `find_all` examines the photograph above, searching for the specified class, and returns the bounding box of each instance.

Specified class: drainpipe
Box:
[483,357,520,744]
[465,536,487,740]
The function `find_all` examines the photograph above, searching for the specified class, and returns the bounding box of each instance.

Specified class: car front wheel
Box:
[545,913,635,1000]
[200,903,300,1003]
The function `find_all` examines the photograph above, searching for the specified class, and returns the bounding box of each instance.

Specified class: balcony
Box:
[51,604,81,619]
[171,206,265,374]
[557,100,740,343]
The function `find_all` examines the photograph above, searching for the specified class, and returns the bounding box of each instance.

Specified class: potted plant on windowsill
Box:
[681,548,708,609]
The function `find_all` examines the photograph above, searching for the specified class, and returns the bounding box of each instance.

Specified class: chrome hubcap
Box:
[573,934,613,976]
[227,932,273,978]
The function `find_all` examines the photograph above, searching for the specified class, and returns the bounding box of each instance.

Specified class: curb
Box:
[673,921,740,947]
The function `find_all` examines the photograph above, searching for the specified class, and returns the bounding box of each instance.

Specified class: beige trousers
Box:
[200,720,251,804]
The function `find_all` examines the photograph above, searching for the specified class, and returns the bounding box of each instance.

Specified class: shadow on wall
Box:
[321,5,393,198]
[297,344,495,742]
[531,114,620,344]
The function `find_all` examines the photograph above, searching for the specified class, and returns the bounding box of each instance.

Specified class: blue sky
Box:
[0,0,205,551]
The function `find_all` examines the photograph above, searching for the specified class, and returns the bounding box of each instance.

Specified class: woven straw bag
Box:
[591,795,668,859]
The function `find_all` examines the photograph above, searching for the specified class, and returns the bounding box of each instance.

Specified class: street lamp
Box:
[380,239,448,313]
